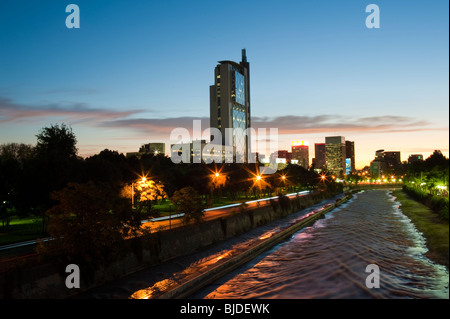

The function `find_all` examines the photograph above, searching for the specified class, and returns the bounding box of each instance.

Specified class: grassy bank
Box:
[0,217,44,246]
[392,189,449,270]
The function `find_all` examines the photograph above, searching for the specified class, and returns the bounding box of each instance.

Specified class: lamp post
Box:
[280,174,287,193]
[255,175,262,198]
[211,172,220,205]
[131,183,134,209]
[131,177,147,209]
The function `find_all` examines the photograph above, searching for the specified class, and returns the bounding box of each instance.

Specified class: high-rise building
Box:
[345,140,355,174]
[325,136,346,177]
[126,142,166,158]
[408,154,424,164]
[277,150,292,162]
[291,141,309,168]
[210,49,251,163]
[314,143,326,170]
[369,149,402,177]
[139,143,165,155]
[384,151,401,171]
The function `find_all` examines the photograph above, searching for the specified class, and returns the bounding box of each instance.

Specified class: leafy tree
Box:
[171,186,204,224]
[27,123,83,230]
[425,150,448,170]
[84,149,129,185]
[39,181,142,263]
[0,143,35,163]
[135,179,166,203]
[35,123,78,159]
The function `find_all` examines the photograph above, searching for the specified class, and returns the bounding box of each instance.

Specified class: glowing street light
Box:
[132,175,149,208]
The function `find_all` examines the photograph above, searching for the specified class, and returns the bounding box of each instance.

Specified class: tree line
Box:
[403,150,449,220]
[0,124,335,229]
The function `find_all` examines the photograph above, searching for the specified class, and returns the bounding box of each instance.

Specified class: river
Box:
[193,190,449,299]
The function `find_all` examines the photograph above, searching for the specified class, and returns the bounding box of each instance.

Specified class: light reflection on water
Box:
[195,190,449,299]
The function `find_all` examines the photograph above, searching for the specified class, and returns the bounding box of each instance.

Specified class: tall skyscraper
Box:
[325,136,346,177]
[345,140,355,174]
[210,49,251,162]
[291,141,309,168]
[314,143,326,170]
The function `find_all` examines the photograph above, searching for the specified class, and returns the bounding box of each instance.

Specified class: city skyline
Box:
[0,0,448,169]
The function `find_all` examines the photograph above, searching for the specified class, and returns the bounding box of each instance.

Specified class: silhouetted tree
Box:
[171,186,204,224]
[35,123,78,159]
[26,123,83,230]
[39,181,142,264]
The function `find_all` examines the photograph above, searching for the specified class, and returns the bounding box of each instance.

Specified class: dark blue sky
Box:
[0,0,448,167]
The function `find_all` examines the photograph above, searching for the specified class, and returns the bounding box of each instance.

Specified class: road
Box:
[141,190,311,231]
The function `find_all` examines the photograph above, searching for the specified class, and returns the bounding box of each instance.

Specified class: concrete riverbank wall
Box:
[155,193,353,299]
[1,191,342,299]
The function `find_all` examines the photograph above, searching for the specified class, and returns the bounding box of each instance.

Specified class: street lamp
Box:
[132,176,148,208]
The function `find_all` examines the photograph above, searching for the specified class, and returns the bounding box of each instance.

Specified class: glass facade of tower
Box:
[233,107,246,161]
[210,50,251,163]
[325,136,346,177]
[234,71,245,106]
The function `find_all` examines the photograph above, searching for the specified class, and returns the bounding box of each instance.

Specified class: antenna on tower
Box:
[242,48,247,63]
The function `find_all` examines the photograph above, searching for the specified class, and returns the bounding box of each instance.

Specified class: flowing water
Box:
[79,190,448,299]
[194,190,449,299]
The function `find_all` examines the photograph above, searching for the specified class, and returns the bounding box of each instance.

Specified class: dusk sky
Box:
[1,0,448,169]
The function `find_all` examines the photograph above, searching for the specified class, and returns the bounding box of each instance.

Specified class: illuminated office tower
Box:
[291,141,309,168]
[210,49,251,162]
[325,136,346,177]
[345,140,355,174]
[314,143,326,170]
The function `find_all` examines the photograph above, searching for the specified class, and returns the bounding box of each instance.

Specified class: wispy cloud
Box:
[100,114,443,137]
[100,117,210,136]
[252,115,439,134]
[0,97,142,124]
